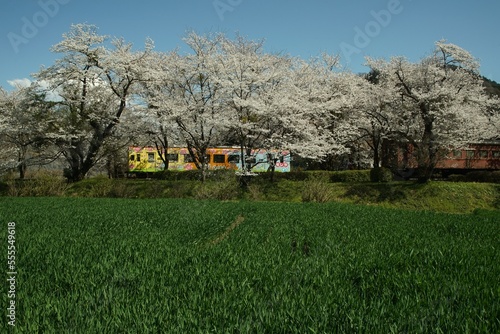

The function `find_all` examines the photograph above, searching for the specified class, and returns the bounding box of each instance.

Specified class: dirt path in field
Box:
[210,215,245,245]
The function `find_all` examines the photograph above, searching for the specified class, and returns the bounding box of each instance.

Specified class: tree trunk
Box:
[155,128,169,171]
[17,148,27,179]
[240,144,246,173]
[267,153,277,182]
[63,131,104,182]
[18,163,26,180]
[245,147,253,173]
[417,104,436,183]
[200,160,207,182]
[373,141,380,169]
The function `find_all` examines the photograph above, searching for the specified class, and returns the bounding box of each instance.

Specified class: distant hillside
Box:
[482,75,500,97]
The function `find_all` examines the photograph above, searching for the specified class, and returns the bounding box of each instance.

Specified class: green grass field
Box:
[1,197,499,332]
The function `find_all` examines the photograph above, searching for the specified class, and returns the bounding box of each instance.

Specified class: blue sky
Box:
[1,0,499,90]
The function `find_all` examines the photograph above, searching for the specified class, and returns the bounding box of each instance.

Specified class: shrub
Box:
[66,175,114,197]
[245,183,264,201]
[285,171,309,181]
[302,175,332,203]
[370,167,393,182]
[0,181,8,195]
[447,174,466,182]
[491,171,500,183]
[152,170,200,181]
[305,170,332,181]
[465,171,494,183]
[257,171,308,182]
[205,169,237,181]
[193,173,240,200]
[154,169,238,182]
[330,170,371,183]
[6,171,68,197]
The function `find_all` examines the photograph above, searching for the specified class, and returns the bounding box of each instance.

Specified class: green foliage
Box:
[258,170,371,182]
[245,179,304,202]
[305,170,332,180]
[370,167,393,182]
[448,174,467,182]
[0,180,9,195]
[2,172,499,213]
[150,170,201,181]
[259,170,372,183]
[448,172,500,184]
[0,198,498,332]
[4,171,68,196]
[301,174,332,203]
[68,177,198,199]
[193,172,241,200]
[330,169,371,183]
[66,175,115,197]
[257,171,309,181]
[465,171,500,183]
[341,182,500,213]
[492,171,500,183]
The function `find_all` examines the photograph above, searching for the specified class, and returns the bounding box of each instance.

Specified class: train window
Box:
[148,153,155,162]
[451,150,462,158]
[228,155,240,163]
[466,151,474,158]
[213,154,225,163]
[245,156,256,164]
[167,154,178,162]
[493,151,500,158]
[183,154,194,163]
[136,154,141,161]
[130,155,135,161]
[479,150,488,158]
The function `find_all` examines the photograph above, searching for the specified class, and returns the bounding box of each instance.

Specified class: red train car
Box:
[438,143,500,172]
[387,142,500,178]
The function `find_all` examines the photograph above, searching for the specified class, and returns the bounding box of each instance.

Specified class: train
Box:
[128,146,292,175]
[127,141,500,179]
[386,142,500,178]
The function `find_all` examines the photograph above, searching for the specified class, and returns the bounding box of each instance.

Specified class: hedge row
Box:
[129,169,375,183]
[448,171,500,183]
[9,169,500,185]
[257,170,372,182]
[130,169,234,181]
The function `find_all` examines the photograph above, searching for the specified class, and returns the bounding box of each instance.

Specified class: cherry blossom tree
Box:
[0,85,56,178]
[366,41,492,182]
[213,34,295,173]
[215,37,352,175]
[277,55,357,169]
[34,24,154,182]
[136,51,186,172]
[141,33,354,180]
[345,70,402,169]
[143,33,228,181]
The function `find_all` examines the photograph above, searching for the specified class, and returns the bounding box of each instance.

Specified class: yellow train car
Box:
[128,146,195,172]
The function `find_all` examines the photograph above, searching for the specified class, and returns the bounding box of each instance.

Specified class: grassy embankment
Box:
[2,171,499,214]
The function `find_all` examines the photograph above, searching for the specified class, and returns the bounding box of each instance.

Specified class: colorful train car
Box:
[128,146,291,174]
